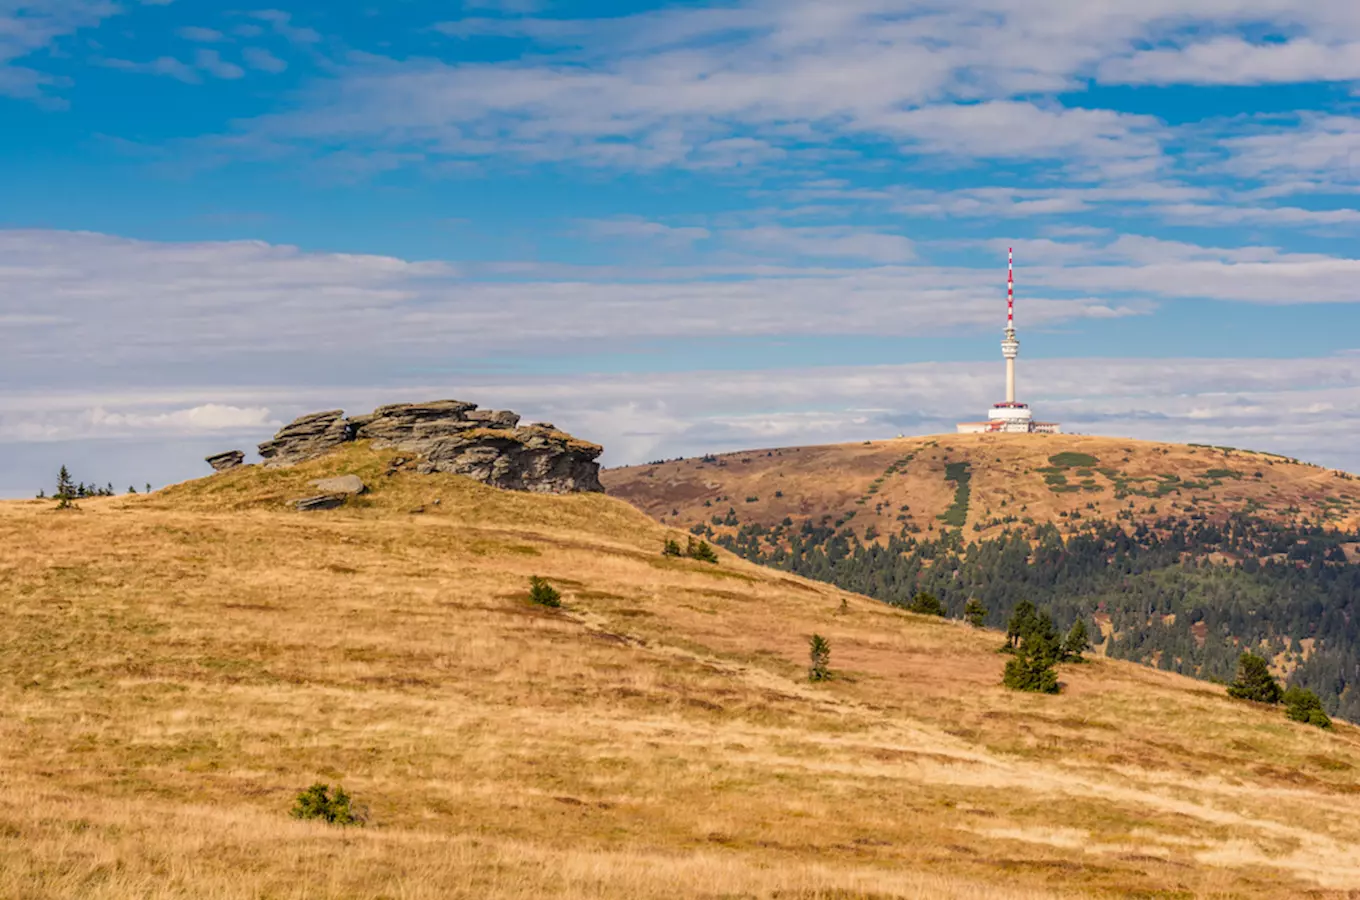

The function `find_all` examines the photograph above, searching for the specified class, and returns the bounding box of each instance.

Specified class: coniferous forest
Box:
[705,514,1360,720]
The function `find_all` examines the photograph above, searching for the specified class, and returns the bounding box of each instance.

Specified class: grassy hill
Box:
[603,433,1360,542]
[6,444,1360,897]
[603,434,1360,720]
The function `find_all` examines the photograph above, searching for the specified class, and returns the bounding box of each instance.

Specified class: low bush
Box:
[291,783,364,826]
[1284,686,1332,729]
[528,576,562,608]
[906,591,945,617]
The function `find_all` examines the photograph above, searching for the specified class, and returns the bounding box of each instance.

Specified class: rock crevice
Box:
[255,400,603,494]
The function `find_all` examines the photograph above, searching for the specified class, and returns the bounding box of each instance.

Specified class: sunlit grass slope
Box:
[4,444,1360,898]
[603,433,1360,542]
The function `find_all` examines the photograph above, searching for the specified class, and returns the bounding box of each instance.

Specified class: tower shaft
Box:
[1001,247,1019,403]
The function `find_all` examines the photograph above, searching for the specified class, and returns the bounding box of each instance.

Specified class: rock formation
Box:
[257,400,604,494]
[205,450,245,472]
[257,410,352,466]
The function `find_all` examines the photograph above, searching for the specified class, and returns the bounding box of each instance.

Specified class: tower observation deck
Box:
[957,249,1061,435]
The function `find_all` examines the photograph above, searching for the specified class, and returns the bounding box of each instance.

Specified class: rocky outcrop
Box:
[258,410,352,466]
[205,450,245,472]
[257,400,604,494]
[416,424,604,493]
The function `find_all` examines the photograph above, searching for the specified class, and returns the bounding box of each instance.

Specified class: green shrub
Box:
[907,591,945,617]
[528,576,562,608]
[808,633,831,682]
[964,598,986,628]
[662,538,682,557]
[1283,686,1332,729]
[1048,452,1099,468]
[291,783,364,826]
[1227,652,1281,704]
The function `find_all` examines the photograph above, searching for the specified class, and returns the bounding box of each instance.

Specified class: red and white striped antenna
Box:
[1007,247,1014,329]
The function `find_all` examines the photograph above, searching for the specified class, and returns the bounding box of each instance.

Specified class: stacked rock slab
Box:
[257,410,352,466]
[256,400,604,494]
[205,450,245,472]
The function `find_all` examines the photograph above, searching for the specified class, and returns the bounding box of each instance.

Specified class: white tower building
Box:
[957,249,1061,435]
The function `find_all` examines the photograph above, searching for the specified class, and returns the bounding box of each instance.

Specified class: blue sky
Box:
[2,0,1360,495]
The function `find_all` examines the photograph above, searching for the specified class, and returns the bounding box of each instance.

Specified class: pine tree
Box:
[662,538,682,557]
[808,633,831,682]
[964,598,986,628]
[1062,619,1090,662]
[1005,600,1038,650]
[55,465,76,510]
[1227,652,1282,704]
[1003,641,1060,694]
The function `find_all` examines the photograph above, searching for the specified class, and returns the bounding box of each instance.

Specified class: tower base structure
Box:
[957,403,1061,435]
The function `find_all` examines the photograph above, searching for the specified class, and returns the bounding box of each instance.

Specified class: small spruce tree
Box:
[963,598,986,628]
[55,465,76,510]
[1227,652,1282,704]
[1003,641,1060,694]
[1062,619,1090,662]
[1005,600,1038,651]
[527,576,561,608]
[808,633,831,682]
[907,591,944,617]
[1283,685,1332,729]
[662,538,682,557]
[686,537,718,563]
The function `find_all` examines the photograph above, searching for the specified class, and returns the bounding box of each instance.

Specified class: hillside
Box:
[603,433,1360,542]
[604,434,1360,721]
[3,448,1360,896]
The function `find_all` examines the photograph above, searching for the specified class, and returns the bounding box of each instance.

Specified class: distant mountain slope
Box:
[6,442,1360,897]
[604,434,1360,719]
[604,433,1360,541]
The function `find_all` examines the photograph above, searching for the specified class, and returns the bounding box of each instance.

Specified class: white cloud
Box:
[728,226,916,264]
[577,217,711,245]
[11,353,1360,493]
[242,47,287,74]
[178,26,225,43]
[195,49,245,80]
[249,9,321,44]
[0,0,121,100]
[99,55,201,83]
[1101,38,1360,86]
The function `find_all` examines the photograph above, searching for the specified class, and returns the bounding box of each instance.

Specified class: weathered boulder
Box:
[309,474,367,495]
[205,450,245,472]
[254,400,604,494]
[293,495,347,512]
[258,410,352,466]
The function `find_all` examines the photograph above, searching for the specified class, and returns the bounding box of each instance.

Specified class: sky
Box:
[2,0,1360,496]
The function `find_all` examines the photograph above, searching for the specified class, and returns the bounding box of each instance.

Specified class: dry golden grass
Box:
[603,433,1360,542]
[4,444,1360,898]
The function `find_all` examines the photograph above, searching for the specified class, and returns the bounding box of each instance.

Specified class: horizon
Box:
[4,0,1360,497]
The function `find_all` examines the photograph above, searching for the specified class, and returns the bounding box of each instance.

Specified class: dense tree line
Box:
[710,514,1360,720]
